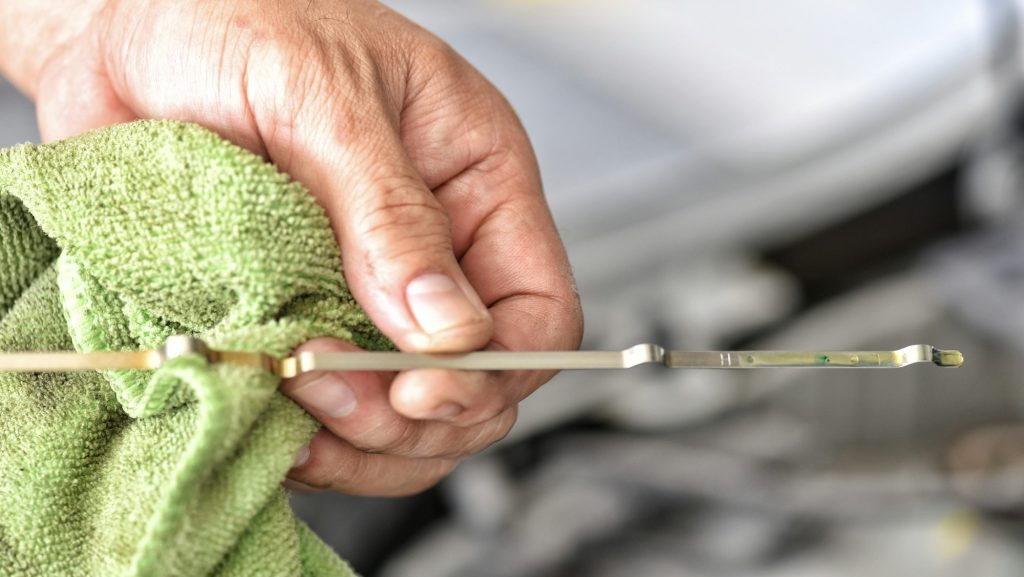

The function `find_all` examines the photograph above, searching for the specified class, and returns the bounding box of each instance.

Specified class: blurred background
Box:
[5,0,1024,575]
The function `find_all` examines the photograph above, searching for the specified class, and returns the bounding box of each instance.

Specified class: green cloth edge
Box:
[0,120,389,577]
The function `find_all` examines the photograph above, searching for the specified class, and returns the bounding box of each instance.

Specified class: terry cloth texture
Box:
[0,120,391,577]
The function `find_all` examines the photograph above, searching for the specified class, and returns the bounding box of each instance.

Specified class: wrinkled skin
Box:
[0,0,583,495]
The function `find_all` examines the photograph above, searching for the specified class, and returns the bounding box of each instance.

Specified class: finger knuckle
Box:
[327,448,376,490]
[412,35,462,76]
[297,456,351,491]
[550,291,585,349]
[458,410,517,457]
[355,180,453,259]
[406,427,467,459]
[290,473,331,491]
[355,418,426,457]
[463,393,513,427]
[367,422,477,460]
[244,19,386,144]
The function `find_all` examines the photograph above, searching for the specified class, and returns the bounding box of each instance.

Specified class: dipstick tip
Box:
[933,349,964,368]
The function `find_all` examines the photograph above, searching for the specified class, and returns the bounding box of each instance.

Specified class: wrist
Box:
[0,0,109,98]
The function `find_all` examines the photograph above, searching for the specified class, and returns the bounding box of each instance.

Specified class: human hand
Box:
[1,0,583,495]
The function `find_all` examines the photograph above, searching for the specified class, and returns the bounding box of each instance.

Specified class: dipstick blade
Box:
[0,337,963,377]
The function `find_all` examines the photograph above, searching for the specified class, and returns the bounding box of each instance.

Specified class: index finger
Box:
[389,116,583,426]
[388,192,583,426]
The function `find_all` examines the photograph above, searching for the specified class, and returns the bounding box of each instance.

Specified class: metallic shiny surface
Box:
[0,350,161,373]
[0,337,963,377]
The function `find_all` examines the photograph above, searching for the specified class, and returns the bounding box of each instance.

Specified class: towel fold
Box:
[0,120,389,577]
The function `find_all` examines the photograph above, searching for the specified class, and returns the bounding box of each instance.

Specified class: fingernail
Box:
[292,374,358,418]
[428,402,464,421]
[406,274,488,337]
[292,445,311,469]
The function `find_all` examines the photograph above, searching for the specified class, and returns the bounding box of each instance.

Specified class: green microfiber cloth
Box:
[0,120,391,577]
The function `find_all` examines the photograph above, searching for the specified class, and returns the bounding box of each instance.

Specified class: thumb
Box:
[34,45,136,143]
[285,115,493,353]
